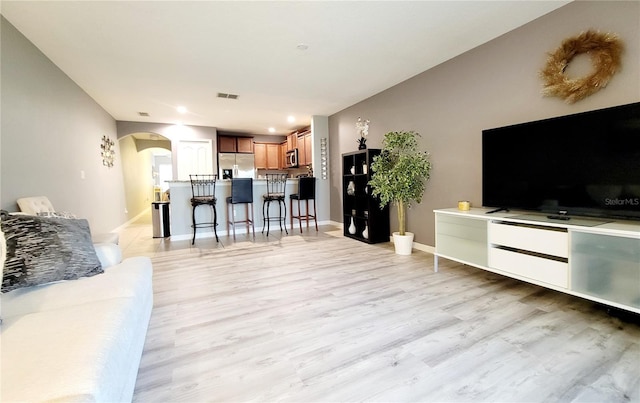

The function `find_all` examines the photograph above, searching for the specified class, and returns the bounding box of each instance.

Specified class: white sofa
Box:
[1,243,153,402]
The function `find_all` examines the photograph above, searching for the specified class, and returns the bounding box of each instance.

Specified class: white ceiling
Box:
[1,1,570,135]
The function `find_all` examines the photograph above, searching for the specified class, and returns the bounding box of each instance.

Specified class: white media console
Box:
[434,208,640,314]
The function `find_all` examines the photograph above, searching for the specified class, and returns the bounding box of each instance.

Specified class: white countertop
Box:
[167,178,299,185]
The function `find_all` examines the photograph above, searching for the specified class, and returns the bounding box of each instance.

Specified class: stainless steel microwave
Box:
[286,148,299,168]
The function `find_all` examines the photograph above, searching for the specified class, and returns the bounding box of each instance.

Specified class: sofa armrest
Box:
[93,243,123,268]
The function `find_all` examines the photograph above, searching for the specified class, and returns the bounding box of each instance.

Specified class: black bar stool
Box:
[262,173,288,236]
[290,176,318,232]
[226,178,255,239]
[189,174,219,245]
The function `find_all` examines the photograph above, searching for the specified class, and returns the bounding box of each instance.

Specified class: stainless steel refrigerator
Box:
[218,153,256,179]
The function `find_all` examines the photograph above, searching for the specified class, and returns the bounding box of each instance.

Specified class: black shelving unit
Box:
[342,149,390,243]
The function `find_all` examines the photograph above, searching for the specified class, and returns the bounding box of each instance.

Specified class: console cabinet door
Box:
[436,214,488,267]
[571,232,640,309]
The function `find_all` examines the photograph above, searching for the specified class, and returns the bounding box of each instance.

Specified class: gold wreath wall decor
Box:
[540,30,623,104]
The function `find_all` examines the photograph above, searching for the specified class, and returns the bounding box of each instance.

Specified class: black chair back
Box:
[265,174,287,197]
[190,174,217,200]
[297,177,316,200]
[230,178,253,204]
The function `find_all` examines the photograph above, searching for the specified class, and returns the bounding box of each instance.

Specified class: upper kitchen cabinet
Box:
[254,142,280,169]
[297,129,312,166]
[286,133,298,151]
[218,136,254,153]
[280,141,287,169]
[237,137,254,153]
[254,143,267,168]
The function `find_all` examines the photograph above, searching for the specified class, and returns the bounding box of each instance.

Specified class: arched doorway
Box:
[118,132,172,220]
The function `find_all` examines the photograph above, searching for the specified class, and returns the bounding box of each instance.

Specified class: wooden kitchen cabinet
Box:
[280,142,287,169]
[266,144,279,169]
[218,135,254,153]
[286,133,298,151]
[218,136,237,153]
[254,143,267,169]
[297,130,311,166]
[237,137,254,153]
[254,142,280,169]
[304,132,312,165]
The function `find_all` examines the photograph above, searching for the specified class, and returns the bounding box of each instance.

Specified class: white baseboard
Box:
[111,207,150,234]
[331,220,434,253]
[410,241,435,254]
[164,218,435,254]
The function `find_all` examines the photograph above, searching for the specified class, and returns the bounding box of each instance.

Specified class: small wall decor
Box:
[540,30,623,104]
[100,135,116,167]
[320,137,328,180]
[356,117,369,150]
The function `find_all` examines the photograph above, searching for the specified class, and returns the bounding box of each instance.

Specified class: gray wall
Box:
[328,1,640,247]
[1,17,127,234]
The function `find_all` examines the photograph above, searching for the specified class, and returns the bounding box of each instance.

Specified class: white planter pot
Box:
[392,232,414,255]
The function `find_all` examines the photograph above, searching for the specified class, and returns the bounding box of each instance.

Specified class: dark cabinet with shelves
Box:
[342,149,390,243]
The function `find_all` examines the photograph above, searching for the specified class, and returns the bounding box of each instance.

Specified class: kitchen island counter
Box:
[167,179,299,240]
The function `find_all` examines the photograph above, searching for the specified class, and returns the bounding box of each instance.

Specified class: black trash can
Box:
[151,201,170,238]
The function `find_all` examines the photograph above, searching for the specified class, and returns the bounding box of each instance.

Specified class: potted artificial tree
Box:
[369,130,432,255]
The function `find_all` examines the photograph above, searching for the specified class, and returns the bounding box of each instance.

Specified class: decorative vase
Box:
[347,181,356,196]
[348,217,356,234]
[362,163,368,174]
[362,224,369,239]
[350,166,355,175]
[392,232,414,255]
[358,138,367,150]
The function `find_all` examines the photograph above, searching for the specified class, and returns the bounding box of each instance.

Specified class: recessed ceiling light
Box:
[287,116,295,123]
[296,43,309,51]
[268,127,276,133]
[177,106,187,114]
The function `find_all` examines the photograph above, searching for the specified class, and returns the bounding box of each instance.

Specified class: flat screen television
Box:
[482,102,640,221]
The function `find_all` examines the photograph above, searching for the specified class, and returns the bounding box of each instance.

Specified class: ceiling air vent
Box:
[138,112,150,116]
[217,92,239,100]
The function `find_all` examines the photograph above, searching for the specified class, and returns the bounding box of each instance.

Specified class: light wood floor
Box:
[122,213,640,402]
